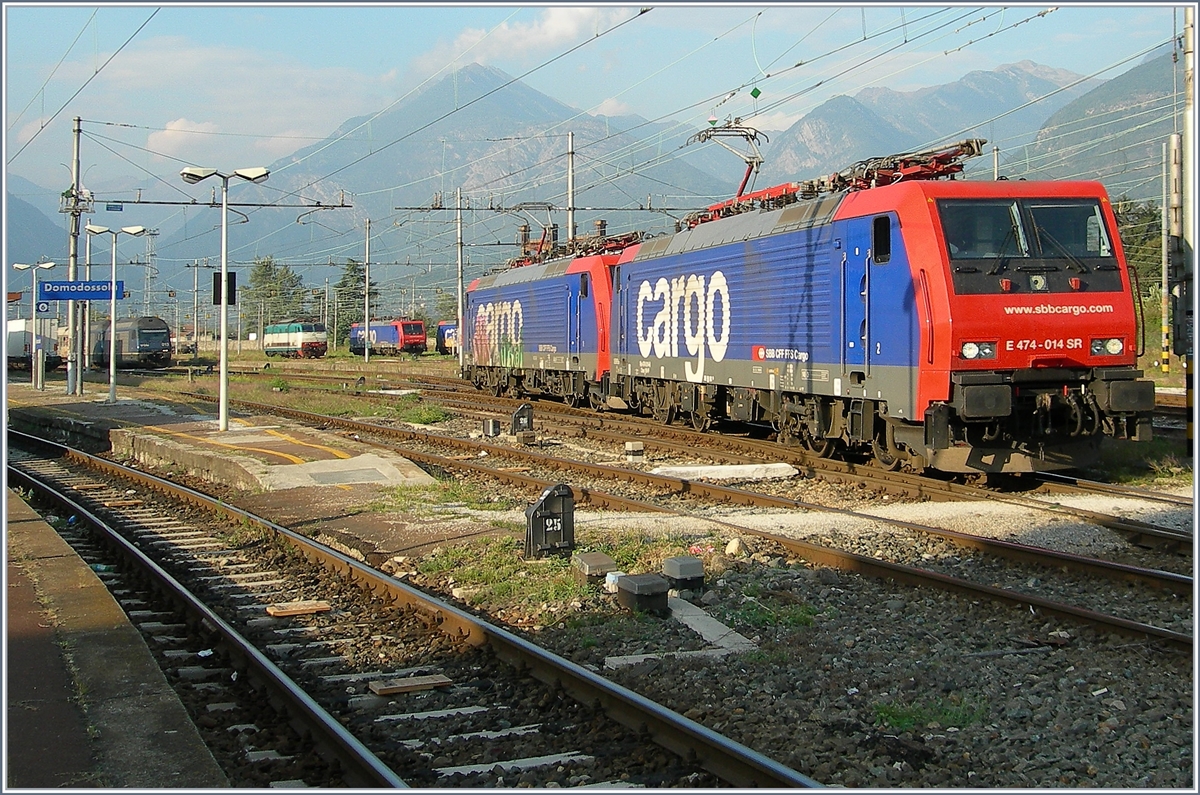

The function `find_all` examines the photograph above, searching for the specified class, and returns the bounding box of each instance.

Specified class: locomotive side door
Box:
[567,273,588,364]
[842,219,871,377]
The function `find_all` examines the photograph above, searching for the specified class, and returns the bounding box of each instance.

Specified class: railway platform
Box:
[6,381,436,492]
[5,488,229,788]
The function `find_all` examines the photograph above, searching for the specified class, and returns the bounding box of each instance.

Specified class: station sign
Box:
[39,280,126,301]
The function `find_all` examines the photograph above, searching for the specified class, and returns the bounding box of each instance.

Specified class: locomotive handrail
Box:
[865,249,872,379]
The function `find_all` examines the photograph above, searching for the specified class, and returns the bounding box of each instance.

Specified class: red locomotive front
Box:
[919,180,1154,471]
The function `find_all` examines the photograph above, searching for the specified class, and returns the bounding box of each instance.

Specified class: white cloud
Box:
[743,110,802,134]
[410,7,633,77]
[146,119,221,159]
[44,35,386,171]
[594,98,632,117]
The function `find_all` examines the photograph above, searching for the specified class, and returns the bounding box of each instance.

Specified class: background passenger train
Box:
[263,320,328,358]
[90,316,173,369]
[462,139,1154,474]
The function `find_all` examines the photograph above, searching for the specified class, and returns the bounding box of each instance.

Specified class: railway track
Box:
[7,430,819,789]
[186,373,1193,556]
[46,383,1194,652]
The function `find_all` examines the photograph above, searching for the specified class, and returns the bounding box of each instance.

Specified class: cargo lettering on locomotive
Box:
[473,299,524,368]
[635,270,730,382]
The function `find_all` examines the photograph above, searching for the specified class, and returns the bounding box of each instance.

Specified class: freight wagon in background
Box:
[7,318,63,370]
[263,320,328,358]
[349,318,427,356]
[89,316,173,369]
[462,136,1155,475]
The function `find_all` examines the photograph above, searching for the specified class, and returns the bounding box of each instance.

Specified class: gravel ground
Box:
[391,496,1194,788]
[35,383,1195,787]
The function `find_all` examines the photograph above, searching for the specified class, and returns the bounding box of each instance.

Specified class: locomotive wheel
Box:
[588,390,605,411]
[871,438,902,471]
[652,390,675,425]
[689,410,710,432]
[804,435,837,458]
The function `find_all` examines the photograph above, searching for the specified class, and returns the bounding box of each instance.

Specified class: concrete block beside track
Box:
[110,426,266,493]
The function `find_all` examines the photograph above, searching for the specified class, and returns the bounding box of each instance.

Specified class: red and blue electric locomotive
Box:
[463,139,1154,474]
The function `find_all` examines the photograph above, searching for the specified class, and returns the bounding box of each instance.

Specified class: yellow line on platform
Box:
[157,429,308,465]
[263,429,353,459]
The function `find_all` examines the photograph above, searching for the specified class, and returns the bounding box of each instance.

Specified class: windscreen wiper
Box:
[986,226,1019,275]
[1036,227,1089,273]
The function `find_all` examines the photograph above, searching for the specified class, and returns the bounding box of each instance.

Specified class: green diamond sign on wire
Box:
[750,86,762,99]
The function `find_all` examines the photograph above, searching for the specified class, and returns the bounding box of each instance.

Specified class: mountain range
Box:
[6,53,1184,309]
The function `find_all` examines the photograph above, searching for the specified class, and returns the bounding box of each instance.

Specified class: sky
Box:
[3,2,1187,198]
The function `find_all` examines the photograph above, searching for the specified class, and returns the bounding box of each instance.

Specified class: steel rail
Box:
[404,386,1196,541]
[193,395,1191,595]
[184,367,1196,515]
[6,454,408,789]
[701,519,1194,654]
[7,429,821,789]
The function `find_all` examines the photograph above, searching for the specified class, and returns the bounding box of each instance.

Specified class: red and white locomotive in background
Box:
[462,138,1155,474]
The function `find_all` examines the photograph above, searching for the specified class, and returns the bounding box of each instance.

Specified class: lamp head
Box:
[121,226,147,237]
[85,223,110,235]
[180,167,219,184]
[233,167,269,184]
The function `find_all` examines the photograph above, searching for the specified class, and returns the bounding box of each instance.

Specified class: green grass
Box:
[396,402,451,424]
[1089,436,1192,486]
[872,695,987,731]
[723,596,815,628]
[417,535,589,611]
[369,480,521,513]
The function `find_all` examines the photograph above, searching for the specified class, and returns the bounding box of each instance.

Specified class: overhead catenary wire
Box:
[7,7,160,165]
[7,9,98,133]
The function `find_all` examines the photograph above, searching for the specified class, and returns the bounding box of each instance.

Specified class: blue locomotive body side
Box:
[350,322,400,350]
[466,259,603,376]
[91,316,173,369]
[611,213,920,419]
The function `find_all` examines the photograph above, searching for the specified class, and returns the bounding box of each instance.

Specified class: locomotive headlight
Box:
[960,342,996,360]
[1091,338,1123,356]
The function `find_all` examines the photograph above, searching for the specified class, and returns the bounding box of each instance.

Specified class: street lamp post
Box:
[12,261,57,390]
[85,224,146,403]
[179,166,269,432]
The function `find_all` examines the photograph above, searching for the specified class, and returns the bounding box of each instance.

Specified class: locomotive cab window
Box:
[872,216,891,263]
[1026,200,1113,260]
[580,273,589,298]
[938,198,1121,295]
